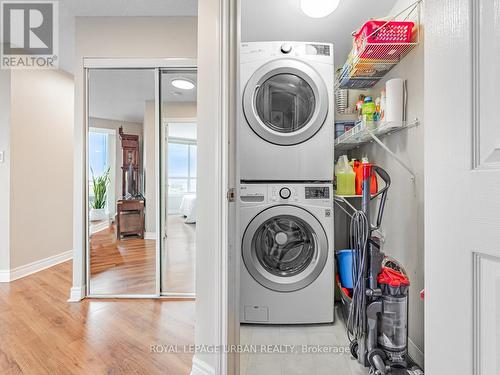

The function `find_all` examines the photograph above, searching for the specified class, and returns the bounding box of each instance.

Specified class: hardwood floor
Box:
[0,261,195,375]
[162,215,196,294]
[90,216,196,295]
[90,226,156,295]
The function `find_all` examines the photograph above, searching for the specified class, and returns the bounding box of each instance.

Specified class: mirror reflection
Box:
[88,69,156,296]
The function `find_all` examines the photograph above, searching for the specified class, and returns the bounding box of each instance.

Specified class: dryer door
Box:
[242,59,329,146]
[242,205,328,292]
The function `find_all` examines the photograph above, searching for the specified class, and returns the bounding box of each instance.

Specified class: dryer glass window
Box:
[252,215,316,277]
[255,74,315,133]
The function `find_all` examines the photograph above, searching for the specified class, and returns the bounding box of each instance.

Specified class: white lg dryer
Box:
[239,41,334,181]
[240,183,334,324]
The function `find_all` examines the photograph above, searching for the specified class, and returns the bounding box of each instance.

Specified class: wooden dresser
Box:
[116,198,145,239]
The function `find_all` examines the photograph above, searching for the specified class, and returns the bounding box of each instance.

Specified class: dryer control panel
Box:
[240,183,332,207]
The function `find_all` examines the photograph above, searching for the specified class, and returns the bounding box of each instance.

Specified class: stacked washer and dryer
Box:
[238,42,335,324]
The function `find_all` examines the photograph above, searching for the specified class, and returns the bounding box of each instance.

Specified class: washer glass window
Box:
[255,74,315,133]
[252,215,316,277]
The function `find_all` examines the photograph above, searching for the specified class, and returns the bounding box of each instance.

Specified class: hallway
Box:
[0,261,194,374]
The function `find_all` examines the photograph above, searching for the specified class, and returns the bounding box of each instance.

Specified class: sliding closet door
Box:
[86,68,159,297]
[160,70,197,296]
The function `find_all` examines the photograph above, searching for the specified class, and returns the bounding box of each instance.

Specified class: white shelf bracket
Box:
[369,131,416,181]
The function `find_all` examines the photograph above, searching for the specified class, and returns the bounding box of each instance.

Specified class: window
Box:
[89,131,109,178]
[168,140,197,194]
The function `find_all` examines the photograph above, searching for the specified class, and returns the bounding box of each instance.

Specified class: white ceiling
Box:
[241,0,398,66]
[59,0,396,73]
[58,0,198,73]
[89,69,197,123]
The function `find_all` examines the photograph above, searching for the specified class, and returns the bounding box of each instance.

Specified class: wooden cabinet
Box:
[119,127,140,197]
[116,199,145,239]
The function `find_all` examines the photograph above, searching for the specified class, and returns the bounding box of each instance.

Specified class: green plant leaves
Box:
[91,166,111,209]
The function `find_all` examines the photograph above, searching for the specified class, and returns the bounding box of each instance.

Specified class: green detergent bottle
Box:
[362,96,376,122]
[335,155,356,196]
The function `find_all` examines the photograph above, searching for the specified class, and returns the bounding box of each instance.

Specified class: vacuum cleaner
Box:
[344,163,423,375]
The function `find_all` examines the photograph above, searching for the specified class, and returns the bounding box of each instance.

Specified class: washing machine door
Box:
[242,205,328,292]
[243,59,329,146]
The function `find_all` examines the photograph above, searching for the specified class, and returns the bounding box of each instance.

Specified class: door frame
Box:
[161,116,197,299]
[81,58,197,299]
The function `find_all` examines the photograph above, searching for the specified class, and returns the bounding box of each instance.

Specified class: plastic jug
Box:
[352,158,378,195]
[362,96,376,122]
[335,155,356,195]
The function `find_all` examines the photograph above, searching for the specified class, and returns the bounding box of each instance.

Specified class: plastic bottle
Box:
[362,96,376,122]
[335,155,356,196]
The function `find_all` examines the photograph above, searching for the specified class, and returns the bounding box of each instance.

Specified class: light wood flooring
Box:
[90,225,157,295]
[89,215,196,295]
[162,215,196,294]
[0,261,195,375]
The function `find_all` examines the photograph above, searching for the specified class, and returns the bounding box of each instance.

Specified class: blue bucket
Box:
[337,249,356,289]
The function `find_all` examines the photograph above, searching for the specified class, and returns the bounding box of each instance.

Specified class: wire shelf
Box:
[334,119,419,152]
[335,1,422,90]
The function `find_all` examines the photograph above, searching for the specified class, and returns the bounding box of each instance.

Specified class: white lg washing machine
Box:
[240,183,334,324]
[239,41,334,181]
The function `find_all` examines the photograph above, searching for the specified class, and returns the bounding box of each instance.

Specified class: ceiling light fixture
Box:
[171,78,195,90]
[300,0,340,18]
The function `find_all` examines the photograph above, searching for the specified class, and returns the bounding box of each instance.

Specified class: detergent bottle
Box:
[335,155,356,195]
[362,96,376,122]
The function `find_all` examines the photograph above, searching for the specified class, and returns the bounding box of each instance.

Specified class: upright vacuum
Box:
[346,164,423,375]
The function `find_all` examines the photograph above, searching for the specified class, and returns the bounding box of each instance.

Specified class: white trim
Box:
[0,270,10,283]
[89,220,110,235]
[84,58,197,69]
[191,357,216,375]
[408,337,424,369]
[68,286,86,302]
[144,232,157,240]
[0,250,74,283]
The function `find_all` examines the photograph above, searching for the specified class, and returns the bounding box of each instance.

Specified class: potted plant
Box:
[90,167,111,222]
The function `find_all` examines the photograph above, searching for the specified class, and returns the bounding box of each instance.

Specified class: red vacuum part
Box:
[377,267,410,287]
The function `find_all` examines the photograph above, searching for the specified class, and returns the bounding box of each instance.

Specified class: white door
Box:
[426,0,500,374]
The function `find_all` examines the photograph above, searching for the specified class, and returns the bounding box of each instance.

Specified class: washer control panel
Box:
[240,183,332,206]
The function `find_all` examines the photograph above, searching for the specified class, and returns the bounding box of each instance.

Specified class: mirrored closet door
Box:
[87,68,158,296]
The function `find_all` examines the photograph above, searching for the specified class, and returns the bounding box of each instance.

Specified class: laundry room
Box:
[237,1,424,374]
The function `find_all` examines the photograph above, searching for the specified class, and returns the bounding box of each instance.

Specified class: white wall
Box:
[10,70,74,269]
[0,70,11,273]
[349,0,425,366]
[193,0,224,372]
[72,16,197,298]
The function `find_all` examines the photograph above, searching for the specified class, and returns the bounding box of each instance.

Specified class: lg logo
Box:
[1,1,58,69]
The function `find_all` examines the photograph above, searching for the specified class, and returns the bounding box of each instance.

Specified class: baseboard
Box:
[408,337,424,369]
[0,270,10,283]
[144,232,156,240]
[68,285,86,302]
[8,250,73,282]
[191,356,215,375]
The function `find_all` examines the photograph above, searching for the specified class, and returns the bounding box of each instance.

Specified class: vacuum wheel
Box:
[349,340,359,359]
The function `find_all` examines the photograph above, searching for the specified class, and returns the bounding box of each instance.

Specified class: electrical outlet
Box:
[0,151,4,163]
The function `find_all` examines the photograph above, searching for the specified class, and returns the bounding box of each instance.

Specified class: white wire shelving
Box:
[335,0,422,90]
[334,118,420,179]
